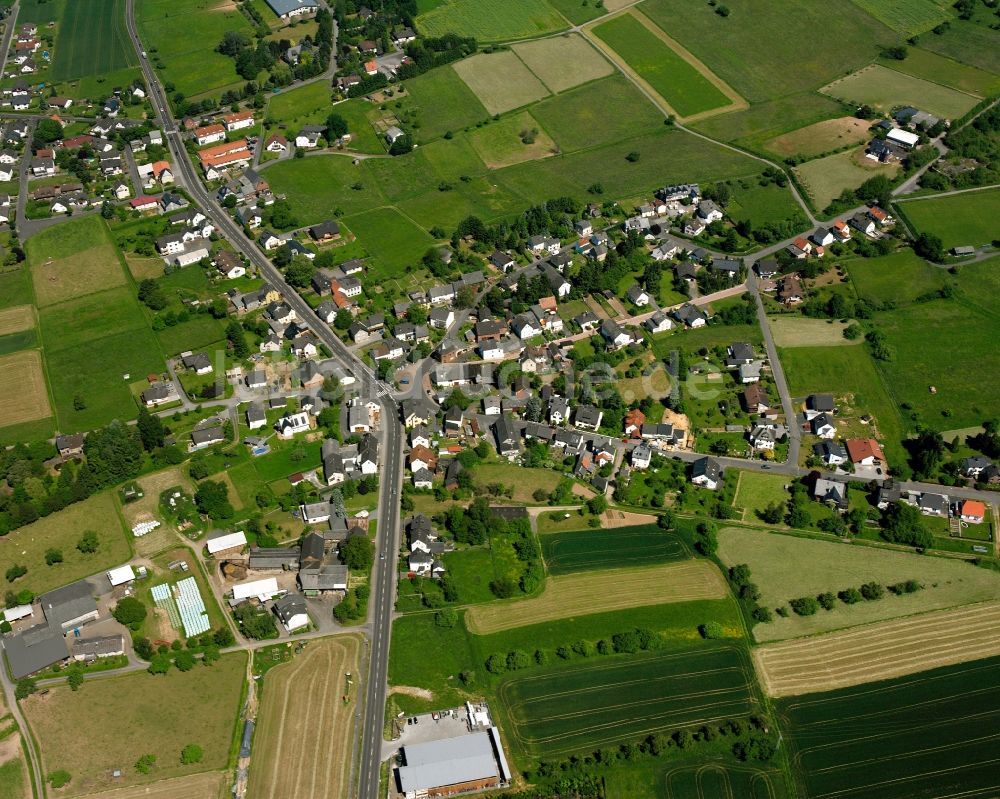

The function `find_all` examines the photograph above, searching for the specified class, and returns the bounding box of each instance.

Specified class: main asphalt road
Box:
[124,4,403,796]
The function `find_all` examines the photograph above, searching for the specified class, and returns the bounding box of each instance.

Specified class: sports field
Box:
[0,491,131,596]
[27,217,126,307]
[0,305,35,336]
[850,0,950,35]
[415,0,567,41]
[51,0,136,81]
[467,111,557,169]
[879,46,1000,97]
[511,35,613,94]
[497,644,756,759]
[247,636,361,799]
[779,655,1000,798]
[0,350,51,429]
[137,0,253,99]
[820,64,980,119]
[756,600,1000,697]
[719,527,1000,642]
[899,187,1000,249]
[24,653,245,796]
[767,316,860,348]
[592,13,732,118]
[763,116,872,160]
[639,0,898,104]
[540,524,688,575]
[465,561,728,634]
[793,149,900,211]
[452,52,551,115]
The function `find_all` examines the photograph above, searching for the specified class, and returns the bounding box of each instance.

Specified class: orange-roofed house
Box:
[832,219,851,241]
[364,59,378,75]
[624,408,646,438]
[959,499,986,524]
[151,160,174,184]
[846,438,885,466]
[787,237,812,259]
[195,123,226,146]
[223,110,255,132]
[537,296,558,313]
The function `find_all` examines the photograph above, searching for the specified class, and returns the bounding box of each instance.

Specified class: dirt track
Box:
[754,600,1000,697]
[466,560,727,634]
[246,636,362,799]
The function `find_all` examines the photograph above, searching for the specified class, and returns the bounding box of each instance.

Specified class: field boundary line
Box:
[878,61,985,100]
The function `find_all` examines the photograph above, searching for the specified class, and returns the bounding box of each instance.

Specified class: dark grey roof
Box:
[272,593,308,624]
[3,623,69,678]
[39,581,97,628]
[692,456,721,483]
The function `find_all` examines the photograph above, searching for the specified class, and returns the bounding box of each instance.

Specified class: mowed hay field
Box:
[511,35,612,94]
[793,149,900,210]
[820,64,981,119]
[767,316,861,348]
[23,654,245,796]
[778,655,1000,799]
[718,528,1000,642]
[247,636,361,799]
[497,643,756,759]
[540,524,688,575]
[51,0,136,81]
[465,561,727,634]
[416,0,566,41]
[591,12,733,118]
[0,492,131,596]
[70,773,228,799]
[452,51,551,115]
[0,305,34,336]
[881,46,1000,97]
[0,350,50,428]
[850,0,950,35]
[755,601,1000,697]
[467,111,557,169]
[763,116,873,160]
[898,187,1000,248]
[27,216,126,307]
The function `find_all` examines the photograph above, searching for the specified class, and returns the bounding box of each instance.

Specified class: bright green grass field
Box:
[732,471,791,519]
[530,74,666,152]
[821,64,980,119]
[779,345,906,465]
[639,0,897,104]
[794,150,898,211]
[874,257,1000,430]
[402,67,490,142]
[415,0,567,41]
[846,250,949,305]
[898,188,1000,249]
[546,0,605,25]
[691,92,848,148]
[540,524,689,575]
[878,47,1000,97]
[341,207,436,274]
[726,181,809,229]
[609,762,785,799]
[592,14,730,118]
[137,0,254,99]
[0,757,24,799]
[16,0,65,24]
[0,269,34,309]
[920,16,1000,76]
[779,656,1000,799]
[267,81,331,127]
[50,0,137,81]
[850,0,950,36]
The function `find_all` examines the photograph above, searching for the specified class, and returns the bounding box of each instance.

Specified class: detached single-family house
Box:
[691,457,721,490]
[846,438,885,466]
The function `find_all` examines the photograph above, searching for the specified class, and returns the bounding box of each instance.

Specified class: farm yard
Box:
[898,187,1000,249]
[591,12,734,119]
[718,528,1000,642]
[820,64,981,119]
[763,116,873,160]
[415,0,566,41]
[50,0,136,81]
[793,149,900,211]
[0,492,131,597]
[496,644,757,760]
[540,524,688,575]
[23,653,245,796]
[778,655,1000,798]
[136,0,254,100]
[464,561,728,634]
[247,636,361,799]
[511,35,613,94]
[755,600,1000,696]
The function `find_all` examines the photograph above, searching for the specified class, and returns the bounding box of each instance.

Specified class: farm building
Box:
[2,624,69,679]
[206,530,249,556]
[264,0,317,18]
[40,581,99,630]
[396,729,511,799]
[106,564,136,587]
[232,577,280,602]
[886,128,919,149]
[273,594,309,631]
[72,634,125,662]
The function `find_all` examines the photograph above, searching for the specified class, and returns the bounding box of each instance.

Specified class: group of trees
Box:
[485,627,660,675]
[233,602,279,639]
[788,580,920,616]
[217,8,332,85]
[727,564,772,624]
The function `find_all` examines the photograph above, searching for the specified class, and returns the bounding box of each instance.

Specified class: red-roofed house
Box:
[223,110,255,132]
[959,499,986,523]
[832,219,851,241]
[194,123,226,146]
[786,237,812,259]
[624,408,645,438]
[364,59,378,75]
[130,196,159,213]
[846,438,885,466]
